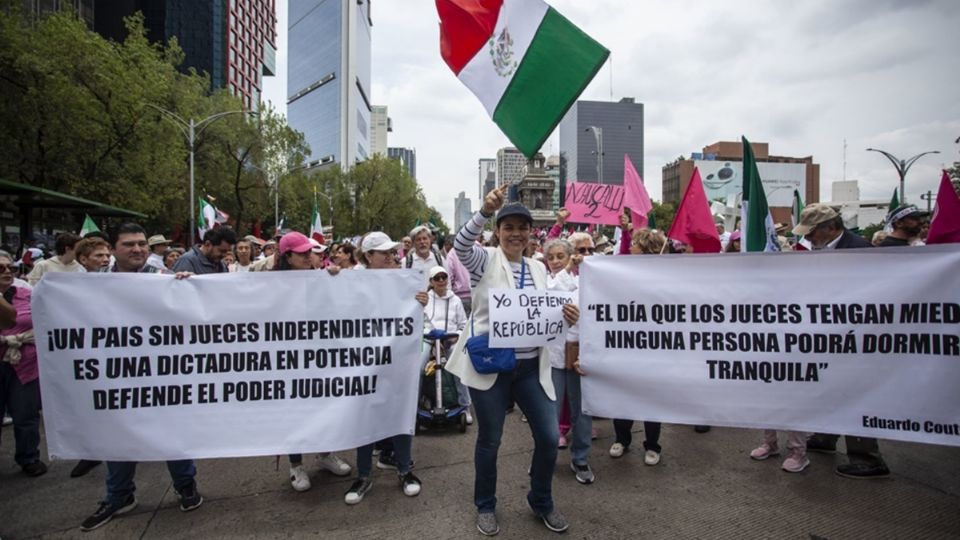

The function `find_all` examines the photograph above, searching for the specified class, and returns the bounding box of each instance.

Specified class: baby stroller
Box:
[416,331,468,433]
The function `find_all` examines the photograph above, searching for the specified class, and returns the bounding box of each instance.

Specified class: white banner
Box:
[695,159,806,207]
[32,270,424,461]
[488,288,574,347]
[580,246,960,447]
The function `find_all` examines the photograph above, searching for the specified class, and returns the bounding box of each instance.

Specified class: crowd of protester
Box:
[0,190,933,535]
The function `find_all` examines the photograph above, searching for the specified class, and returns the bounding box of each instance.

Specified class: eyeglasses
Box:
[0,264,13,274]
[577,247,596,254]
[431,274,448,282]
[373,249,398,257]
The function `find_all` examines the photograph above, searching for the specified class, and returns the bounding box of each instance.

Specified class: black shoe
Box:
[376,453,398,470]
[80,495,137,531]
[806,437,837,454]
[835,461,891,479]
[22,461,48,477]
[71,460,102,478]
[177,481,204,512]
[694,425,711,433]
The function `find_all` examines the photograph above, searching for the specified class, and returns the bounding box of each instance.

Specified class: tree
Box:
[649,201,677,232]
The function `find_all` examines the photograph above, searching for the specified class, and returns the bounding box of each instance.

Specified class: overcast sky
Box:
[263,0,960,226]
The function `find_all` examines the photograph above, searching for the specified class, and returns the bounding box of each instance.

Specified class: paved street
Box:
[2,415,959,539]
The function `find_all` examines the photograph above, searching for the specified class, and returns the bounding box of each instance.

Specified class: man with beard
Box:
[879,205,927,247]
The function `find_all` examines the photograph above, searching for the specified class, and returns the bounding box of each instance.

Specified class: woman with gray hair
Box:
[0,249,46,476]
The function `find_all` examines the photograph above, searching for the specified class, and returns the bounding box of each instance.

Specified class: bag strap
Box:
[519,258,527,289]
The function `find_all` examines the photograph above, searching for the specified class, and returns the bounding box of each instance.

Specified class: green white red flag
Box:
[437,0,609,158]
[79,214,99,236]
[741,136,780,252]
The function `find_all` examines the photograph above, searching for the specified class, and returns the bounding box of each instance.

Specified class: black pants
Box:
[613,419,661,453]
[0,362,41,466]
[810,432,883,464]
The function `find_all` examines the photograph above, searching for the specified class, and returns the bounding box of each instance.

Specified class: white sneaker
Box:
[317,453,352,476]
[465,411,474,425]
[644,450,661,466]
[289,465,311,492]
[609,443,626,458]
[2,415,12,426]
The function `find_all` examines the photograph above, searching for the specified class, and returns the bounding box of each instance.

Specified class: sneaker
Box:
[399,471,422,497]
[835,461,891,479]
[477,512,500,536]
[344,477,373,505]
[21,461,48,477]
[376,453,398,470]
[317,453,352,476]
[570,462,595,485]
[782,451,810,473]
[527,500,569,533]
[80,495,137,531]
[749,443,780,461]
[290,464,311,492]
[71,460,102,478]
[465,411,474,425]
[806,436,837,454]
[609,443,627,458]
[644,450,661,466]
[177,481,203,512]
[2,414,11,426]
[557,435,568,449]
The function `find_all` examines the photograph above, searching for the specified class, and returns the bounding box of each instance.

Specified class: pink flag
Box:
[667,167,721,253]
[623,154,652,228]
[926,170,960,244]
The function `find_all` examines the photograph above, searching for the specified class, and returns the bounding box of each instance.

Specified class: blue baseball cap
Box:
[495,203,533,226]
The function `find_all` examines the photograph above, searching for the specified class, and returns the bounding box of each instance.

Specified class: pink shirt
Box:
[1,287,38,384]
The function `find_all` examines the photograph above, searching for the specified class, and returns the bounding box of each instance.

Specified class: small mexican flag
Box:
[310,201,325,244]
[437,0,609,158]
[79,214,99,236]
[198,198,217,240]
[791,189,804,230]
[741,136,780,252]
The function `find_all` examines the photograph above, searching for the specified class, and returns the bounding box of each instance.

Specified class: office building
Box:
[496,147,526,187]
[662,141,820,226]
[287,0,371,168]
[478,158,496,200]
[369,105,391,157]
[545,154,561,212]
[454,192,472,232]
[558,97,644,186]
[516,153,555,226]
[388,147,416,179]
[823,180,889,230]
[94,0,276,111]
[20,0,94,27]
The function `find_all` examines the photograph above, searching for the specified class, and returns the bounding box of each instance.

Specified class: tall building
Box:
[20,0,94,27]
[559,97,644,186]
[496,147,526,187]
[478,158,496,200]
[454,192,472,232]
[516,153,555,226]
[369,105,391,157]
[388,147,416,179]
[94,0,277,111]
[661,141,820,226]
[287,0,371,168]
[545,154,561,212]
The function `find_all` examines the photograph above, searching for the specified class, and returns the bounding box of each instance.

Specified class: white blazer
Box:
[445,246,555,400]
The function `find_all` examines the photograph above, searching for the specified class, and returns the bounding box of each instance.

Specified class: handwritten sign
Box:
[488,288,575,347]
[565,182,625,225]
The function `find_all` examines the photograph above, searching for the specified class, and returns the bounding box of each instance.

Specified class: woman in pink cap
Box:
[273,232,354,490]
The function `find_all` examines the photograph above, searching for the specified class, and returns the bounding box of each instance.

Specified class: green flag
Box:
[79,214,99,236]
[791,189,804,231]
[889,188,899,212]
[741,136,780,252]
[648,211,657,230]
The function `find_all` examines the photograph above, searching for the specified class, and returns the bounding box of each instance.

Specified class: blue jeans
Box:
[551,367,592,465]
[0,363,41,466]
[106,460,196,506]
[356,434,412,477]
[469,357,558,515]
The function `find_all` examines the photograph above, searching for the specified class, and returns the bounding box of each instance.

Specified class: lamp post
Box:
[246,163,307,234]
[147,104,255,245]
[585,126,603,184]
[865,147,940,205]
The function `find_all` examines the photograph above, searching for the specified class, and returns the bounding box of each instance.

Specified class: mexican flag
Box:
[310,201,325,244]
[437,0,609,158]
[791,189,804,230]
[79,214,99,236]
[198,198,217,240]
[883,188,900,233]
[741,136,780,252]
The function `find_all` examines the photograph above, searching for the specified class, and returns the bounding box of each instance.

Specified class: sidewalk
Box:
[2,415,959,539]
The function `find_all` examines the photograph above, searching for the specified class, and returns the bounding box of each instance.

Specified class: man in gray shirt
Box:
[173,228,237,274]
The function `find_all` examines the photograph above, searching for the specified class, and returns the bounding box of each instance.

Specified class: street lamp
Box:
[247,162,307,234]
[865,147,940,205]
[147,104,255,244]
[585,126,603,184]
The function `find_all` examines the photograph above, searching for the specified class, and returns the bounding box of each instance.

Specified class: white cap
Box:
[428,265,447,279]
[361,231,401,253]
[309,238,328,254]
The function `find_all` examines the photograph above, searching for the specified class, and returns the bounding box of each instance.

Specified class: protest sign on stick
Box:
[579,246,960,447]
[32,270,423,461]
[488,288,574,348]
[564,182,625,225]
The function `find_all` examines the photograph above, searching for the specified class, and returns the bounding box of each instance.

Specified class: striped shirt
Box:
[456,211,539,360]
